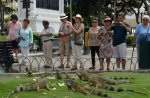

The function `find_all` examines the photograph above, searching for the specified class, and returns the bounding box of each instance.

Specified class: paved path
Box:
[10,47,138,73]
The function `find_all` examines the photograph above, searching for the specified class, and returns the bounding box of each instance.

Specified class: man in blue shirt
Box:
[107,12,131,70]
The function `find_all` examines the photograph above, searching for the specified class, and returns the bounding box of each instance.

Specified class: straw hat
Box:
[59,13,68,19]
[73,14,84,22]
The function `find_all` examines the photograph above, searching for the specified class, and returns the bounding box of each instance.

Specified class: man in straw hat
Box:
[57,13,73,68]
[107,12,131,70]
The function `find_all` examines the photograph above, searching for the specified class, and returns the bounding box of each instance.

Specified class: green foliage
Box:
[64,0,147,26]
[0,35,8,41]
[33,32,42,51]
[0,72,150,98]
[126,34,134,46]
[53,33,59,38]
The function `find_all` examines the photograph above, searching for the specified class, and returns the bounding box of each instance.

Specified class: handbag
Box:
[16,27,21,43]
[74,39,83,45]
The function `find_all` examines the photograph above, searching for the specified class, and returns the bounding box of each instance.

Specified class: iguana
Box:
[76,70,146,95]
[76,70,130,85]
[65,79,111,98]
[7,77,50,98]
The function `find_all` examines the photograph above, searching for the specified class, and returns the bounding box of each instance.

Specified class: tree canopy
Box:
[64,0,150,26]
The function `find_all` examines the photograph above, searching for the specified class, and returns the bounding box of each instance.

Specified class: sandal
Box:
[107,68,110,70]
[58,64,64,68]
[66,64,70,68]
[71,66,77,70]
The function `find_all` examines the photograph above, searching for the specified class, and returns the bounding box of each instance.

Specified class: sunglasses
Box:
[143,19,149,21]
[92,22,98,23]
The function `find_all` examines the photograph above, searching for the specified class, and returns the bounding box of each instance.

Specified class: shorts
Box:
[113,43,127,59]
[59,40,70,55]
[11,39,19,49]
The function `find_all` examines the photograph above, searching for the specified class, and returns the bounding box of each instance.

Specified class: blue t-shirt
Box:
[135,23,150,44]
[112,22,130,46]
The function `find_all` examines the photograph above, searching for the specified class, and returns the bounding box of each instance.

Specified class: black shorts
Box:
[11,39,19,49]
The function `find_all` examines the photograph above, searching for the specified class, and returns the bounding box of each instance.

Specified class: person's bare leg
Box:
[60,53,64,65]
[100,58,104,70]
[116,58,121,69]
[106,58,110,70]
[14,49,18,59]
[122,59,126,70]
[66,55,70,67]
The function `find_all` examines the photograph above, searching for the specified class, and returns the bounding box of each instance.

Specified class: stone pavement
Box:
[10,47,138,73]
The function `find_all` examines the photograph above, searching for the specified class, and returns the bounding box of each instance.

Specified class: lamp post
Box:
[0,0,6,34]
[140,7,145,23]
[70,0,72,23]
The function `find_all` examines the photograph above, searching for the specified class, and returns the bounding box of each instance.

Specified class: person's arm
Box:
[72,23,84,34]
[5,19,11,29]
[39,26,55,37]
[120,22,132,33]
[65,22,73,35]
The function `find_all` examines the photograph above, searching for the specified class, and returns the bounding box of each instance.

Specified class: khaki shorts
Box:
[59,40,70,55]
[113,43,127,59]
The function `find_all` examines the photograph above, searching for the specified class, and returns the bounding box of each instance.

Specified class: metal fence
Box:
[0,55,138,73]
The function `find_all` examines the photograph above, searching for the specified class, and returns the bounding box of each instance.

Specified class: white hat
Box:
[73,14,84,22]
[59,13,68,19]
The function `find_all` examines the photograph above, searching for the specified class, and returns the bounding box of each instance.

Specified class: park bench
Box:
[0,41,15,72]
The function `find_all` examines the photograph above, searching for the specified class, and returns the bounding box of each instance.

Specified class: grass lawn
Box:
[0,72,150,98]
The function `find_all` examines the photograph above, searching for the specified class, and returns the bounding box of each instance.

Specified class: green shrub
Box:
[126,34,133,46]
[33,32,42,51]
[0,35,8,41]
[54,33,59,38]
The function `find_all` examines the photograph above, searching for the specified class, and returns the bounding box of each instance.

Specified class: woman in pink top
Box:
[5,14,22,61]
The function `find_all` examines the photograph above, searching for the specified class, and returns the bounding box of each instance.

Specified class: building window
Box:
[36,0,59,10]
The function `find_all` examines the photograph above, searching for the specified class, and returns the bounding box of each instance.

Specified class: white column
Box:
[59,0,64,13]
[30,0,36,11]
[17,0,23,16]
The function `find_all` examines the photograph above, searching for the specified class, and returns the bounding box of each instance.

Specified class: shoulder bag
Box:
[16,27,21,43]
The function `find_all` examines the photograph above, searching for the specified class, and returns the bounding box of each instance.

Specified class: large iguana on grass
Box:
[7,77,50,98]
[76,70,131,85]
[65,79,111,98]
[76,70,147,95]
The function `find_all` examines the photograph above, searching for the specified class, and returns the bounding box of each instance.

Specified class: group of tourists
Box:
[7,12,150,71]
[55,12,132,71]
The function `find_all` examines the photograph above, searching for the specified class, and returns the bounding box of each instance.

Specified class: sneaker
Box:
[58,64,64,68]
[89,66,95,70]
[43,65,52,68]
[13,59,18,63]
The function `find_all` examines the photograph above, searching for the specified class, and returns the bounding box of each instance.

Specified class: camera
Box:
[113,22,120,25]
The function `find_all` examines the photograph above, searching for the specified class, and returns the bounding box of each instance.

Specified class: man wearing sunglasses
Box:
[5,14,22,62]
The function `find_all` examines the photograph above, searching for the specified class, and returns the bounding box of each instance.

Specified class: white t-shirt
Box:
[41,25,55,41]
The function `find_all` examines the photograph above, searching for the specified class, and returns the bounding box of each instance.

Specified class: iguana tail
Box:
[86,87,111,98]
[108,77,134,80]
[102,84,147,95]
[7,85,31,98]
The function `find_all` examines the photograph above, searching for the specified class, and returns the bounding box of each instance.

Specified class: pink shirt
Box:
[8,21,21,40]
